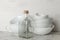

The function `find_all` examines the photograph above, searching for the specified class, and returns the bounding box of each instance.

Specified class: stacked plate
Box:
[29,13,54,35]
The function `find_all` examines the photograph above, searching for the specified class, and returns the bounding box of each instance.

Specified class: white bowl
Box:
[32,14,48,20]
[31,21,52,28]
[31,18,52,28]
[29,25,54,35]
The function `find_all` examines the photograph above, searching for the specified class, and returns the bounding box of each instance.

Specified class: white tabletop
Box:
[0,31,60,40]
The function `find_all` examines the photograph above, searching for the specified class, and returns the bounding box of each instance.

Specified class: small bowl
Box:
[32,14,48,20]
[29,25,54,35]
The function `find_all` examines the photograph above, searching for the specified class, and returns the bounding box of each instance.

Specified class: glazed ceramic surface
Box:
[10,13,33,38]
[29,25,54,35]
[31,13,52,28]
[28,13,54,35]
[10,13,53,35]
[10,14,26,33]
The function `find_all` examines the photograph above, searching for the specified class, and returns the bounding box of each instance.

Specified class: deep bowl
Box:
[29,25,54,35]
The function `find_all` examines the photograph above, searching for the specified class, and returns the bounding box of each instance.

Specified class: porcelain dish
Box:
[29,25,54,35]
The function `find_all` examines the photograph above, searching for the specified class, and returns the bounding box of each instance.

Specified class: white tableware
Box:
[32,13,48,20]
[10,15,26,33]
[31,13,52,28]
[29,25,54,35]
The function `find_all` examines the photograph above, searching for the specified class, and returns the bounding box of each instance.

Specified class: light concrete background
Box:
[0,0,60,32]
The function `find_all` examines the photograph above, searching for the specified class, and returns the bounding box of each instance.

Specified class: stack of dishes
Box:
[29,13,54,35]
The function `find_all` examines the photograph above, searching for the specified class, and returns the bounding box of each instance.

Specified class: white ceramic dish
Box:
[31,21,52,28]
[31,13,52,28]
[32,13,48,20]
[29,25,54,35]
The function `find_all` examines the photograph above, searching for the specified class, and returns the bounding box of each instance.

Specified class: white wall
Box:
[0,0,17,31]
[0,0,60,32]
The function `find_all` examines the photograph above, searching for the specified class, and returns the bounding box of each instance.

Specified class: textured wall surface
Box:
[0,0,60,32]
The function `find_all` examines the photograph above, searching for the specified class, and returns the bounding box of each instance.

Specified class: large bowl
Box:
[31,18,52,28]
[29,25,54,35]
[31,21,52,28]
